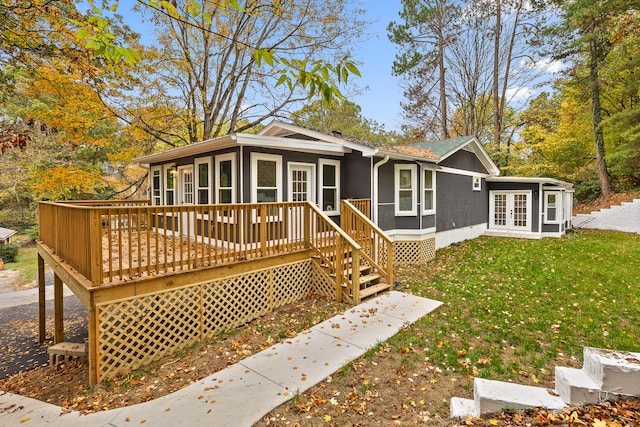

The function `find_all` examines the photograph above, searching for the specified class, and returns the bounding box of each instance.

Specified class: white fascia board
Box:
[236,133,350,155]
[487,176,573,189]
[258,120,377,157]
[134,135,237,166]
[462,138,500,176]
[376,149,440,164]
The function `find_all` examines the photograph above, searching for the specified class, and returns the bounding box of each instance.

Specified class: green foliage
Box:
[0,242,19,263]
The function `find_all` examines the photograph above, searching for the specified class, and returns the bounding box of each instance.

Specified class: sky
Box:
[114,0,406,131]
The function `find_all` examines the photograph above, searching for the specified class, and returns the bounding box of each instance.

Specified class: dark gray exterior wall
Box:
[440,150,488,174]
[436,172,488,232]
[343,151,371,199]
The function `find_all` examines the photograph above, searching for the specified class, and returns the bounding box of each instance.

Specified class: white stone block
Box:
[474,378,566,415]
[583,347,640,395]
[450,397,478,418]
[555,366,602,404]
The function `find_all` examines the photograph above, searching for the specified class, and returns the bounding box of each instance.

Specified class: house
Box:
[36,121,573,386]
[134,120,574,261]
[0,226,17,247]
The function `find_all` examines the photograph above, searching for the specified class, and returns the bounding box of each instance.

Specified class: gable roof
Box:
[0,227,17,241]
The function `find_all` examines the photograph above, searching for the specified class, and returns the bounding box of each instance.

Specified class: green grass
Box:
[392,229,640,384]
[5,245,39,287]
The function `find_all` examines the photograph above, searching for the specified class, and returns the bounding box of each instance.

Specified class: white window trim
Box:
[422,168,436,215]
[215,152,236,204]
[472,176,482,191]
[163,163,176,205]
[251,152,282,203]
[318,159,340,215]
[150,165,163,205]
[544,191,562,224]
[395,164,417,216]
[194,156,212,205]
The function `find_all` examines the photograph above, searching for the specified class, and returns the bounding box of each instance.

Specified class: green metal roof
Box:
[402,135,476,158]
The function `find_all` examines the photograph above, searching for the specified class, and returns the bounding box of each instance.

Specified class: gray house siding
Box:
[436,172,488,232]
[440,150,488,174]
[343,151,371,199]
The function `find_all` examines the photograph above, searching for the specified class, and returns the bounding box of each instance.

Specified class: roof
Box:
[403,136,476,158]
[0,227,17,241]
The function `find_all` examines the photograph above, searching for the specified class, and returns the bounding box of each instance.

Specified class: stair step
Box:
[359,282,391,300]
[473,378,565,416]
[450,397,478,418]
[359,272,381,286]
[329,264,371,278]
[555,366,605,405]
[582,347,640,395]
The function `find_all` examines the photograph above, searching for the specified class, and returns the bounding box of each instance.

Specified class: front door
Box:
[489,191,531,231]
[178,166,195,237]
[288,163,315,241]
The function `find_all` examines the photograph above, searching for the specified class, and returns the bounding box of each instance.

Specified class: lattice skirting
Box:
[95,259,329,382]
[393,238,436,265]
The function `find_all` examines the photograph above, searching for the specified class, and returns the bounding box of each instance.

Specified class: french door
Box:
[489,191,531,231]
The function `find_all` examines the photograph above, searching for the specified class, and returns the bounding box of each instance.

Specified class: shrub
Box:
[0,242,19,263]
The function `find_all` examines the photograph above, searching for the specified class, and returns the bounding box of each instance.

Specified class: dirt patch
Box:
[574,190,640,215]
[0,269,22,292]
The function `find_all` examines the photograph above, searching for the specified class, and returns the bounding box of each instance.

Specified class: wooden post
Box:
[38,254,46,342]
[352,248,361,305]
[88,297,98,386]
[260,204,267,257]
[53,273,64,344]
[388,242,394,291]
[304,203,311,249]
[335,236,343,303]
[89,209,103,286]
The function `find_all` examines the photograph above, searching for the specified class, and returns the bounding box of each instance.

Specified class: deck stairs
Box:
[451,347,640,418]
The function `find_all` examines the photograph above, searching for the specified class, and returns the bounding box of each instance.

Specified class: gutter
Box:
[372,155,390,225]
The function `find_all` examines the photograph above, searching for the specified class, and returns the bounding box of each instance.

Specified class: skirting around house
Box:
[393,238,436,265]
[95,259,332,382]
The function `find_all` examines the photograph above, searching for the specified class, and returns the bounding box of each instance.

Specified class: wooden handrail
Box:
[340,200,394,289]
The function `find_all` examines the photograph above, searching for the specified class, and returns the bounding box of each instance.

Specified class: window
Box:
[215,153,236,204]
[251,153,282,203]
[163,164,176,205]
[195,157,211,204]
[178,166,194,204]
[422,169,436,214]
[150,166,162,205]
[319,159,340,215]
[472,176,482,191]
[544,191,561,224]
[395,164,417,216]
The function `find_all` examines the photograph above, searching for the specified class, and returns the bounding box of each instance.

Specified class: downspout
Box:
[372,155,390,225]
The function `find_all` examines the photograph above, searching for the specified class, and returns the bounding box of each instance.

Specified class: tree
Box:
[291,99,395,145]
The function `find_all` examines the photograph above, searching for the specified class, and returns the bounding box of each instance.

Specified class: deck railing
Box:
[347,198,371,219]
[39,200,363,301]
[340,199,393,288]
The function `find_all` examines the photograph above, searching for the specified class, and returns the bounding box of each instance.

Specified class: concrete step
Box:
[473,378,566,416]
[555,366,604,405]
[583,347,640,395]
[450,397,478,418]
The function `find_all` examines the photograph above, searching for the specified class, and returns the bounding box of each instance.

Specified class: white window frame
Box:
[163,163,176,205]
[472,176,482,191]
[150,165,163,205]
[195,156,212,205]
[422,168,436,215]
[318,159,340,215]
[544,191,562,224]
[251,153,282,203]
[215,153,236,204]
[395,164,417,216]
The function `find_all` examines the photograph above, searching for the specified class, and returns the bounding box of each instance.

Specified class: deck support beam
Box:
[53,273,64,344]
[38,254,46,342]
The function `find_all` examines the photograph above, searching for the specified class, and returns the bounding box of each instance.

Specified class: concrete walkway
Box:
[0,291,442,427]
[572,199,640,234]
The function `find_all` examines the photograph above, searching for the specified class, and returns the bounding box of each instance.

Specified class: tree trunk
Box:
[437,12,449,139]
[589,37,612,199]
[492,0,501,153]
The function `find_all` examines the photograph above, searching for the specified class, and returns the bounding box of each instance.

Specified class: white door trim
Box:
[489,190,532,231]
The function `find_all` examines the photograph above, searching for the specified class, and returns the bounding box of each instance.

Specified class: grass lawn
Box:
[394,228,640,383]
[258,229,640,425]
[4,245,39,288]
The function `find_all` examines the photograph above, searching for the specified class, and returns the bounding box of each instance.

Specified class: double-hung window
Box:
[163,164,176,205]
[150,166,162,205]
[395,164,417,216]
[251,153,282,203]
[195,157,211,204]
[544,191,561,224]
[422,168,436,215]
[215,153,235,204]
[472,176,482,191]
[319,159,340,215]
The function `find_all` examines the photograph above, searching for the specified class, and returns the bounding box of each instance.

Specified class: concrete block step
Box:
[555,366,604,405]
[583,347,640,395]
[473,378,566,416]
[450,397,478,418]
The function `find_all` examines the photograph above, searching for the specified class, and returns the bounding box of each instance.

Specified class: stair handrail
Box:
[340,200,394,288]
[306,202,362,304]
